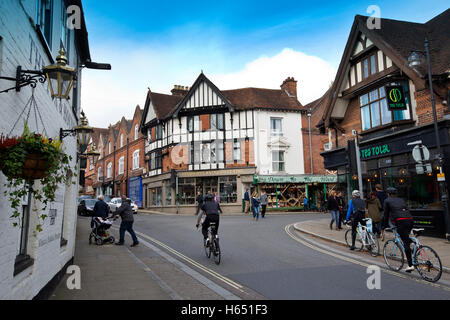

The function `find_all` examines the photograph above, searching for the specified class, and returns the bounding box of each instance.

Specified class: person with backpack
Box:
[382,187,415,273]
[345,190,366,251]
[196,193,222,247]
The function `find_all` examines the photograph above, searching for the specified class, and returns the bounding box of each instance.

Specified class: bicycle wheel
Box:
[383,240,404,271]
[213,238,221,265]
[344,229,352,247]
[204,237,211,258]
[415,245,442,283]
[366,232,380,257]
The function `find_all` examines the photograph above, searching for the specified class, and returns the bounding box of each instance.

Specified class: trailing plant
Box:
[0,123,76,231]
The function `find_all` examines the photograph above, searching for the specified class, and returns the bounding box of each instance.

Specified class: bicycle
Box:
[383,227,442,282]
[344,218,379,257]
[200,221,221,265]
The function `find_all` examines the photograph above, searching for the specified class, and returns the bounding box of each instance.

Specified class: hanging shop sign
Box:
[385,85,407,110]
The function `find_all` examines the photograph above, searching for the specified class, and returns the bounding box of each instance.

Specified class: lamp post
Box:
[408,37,450,242]
[307,108,313,174]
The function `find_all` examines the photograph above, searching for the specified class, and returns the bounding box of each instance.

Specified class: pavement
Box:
[50,212,450,300]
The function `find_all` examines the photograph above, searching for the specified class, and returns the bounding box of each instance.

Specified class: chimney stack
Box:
[280,77,297,99]
[171,85,189,97]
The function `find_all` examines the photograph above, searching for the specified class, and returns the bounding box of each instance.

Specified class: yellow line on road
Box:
[117,226,246,293]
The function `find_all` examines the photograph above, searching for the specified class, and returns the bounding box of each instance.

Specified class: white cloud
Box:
[210,48,336,105]
[80,47,336,128]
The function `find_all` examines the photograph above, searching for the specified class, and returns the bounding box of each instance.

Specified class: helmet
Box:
[352,190,361,197]
[386,187,398,195]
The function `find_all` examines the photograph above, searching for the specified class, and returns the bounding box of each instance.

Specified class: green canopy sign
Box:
[385,85,407,110]
[360,144,391,159]
[254,175,337,184]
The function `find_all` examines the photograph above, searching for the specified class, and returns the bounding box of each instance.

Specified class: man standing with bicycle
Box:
[382,187,414,273]
[196,193,222,247]
[345,190,366,251]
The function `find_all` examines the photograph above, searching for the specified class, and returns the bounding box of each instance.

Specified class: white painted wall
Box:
[0,0,83,299]
[254,110,304,176]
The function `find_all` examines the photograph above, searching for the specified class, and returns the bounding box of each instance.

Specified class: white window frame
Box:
[98,167,102,180]
[134,125,139,140]
[118,156,124,175]
[132,150,140,170]
[120,134,124,148]
[107,162,112,178]
[270,118,283,136]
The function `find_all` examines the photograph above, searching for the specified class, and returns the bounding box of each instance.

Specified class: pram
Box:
[89,216,115,245]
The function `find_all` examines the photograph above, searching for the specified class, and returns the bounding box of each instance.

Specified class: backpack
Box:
[352,198,366,219]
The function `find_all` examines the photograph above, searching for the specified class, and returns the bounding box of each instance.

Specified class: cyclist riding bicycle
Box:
[345,190,366,251]
[382,186,415,273]
[196,193,223,247]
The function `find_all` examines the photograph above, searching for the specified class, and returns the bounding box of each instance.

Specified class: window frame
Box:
[132,149,140,170]
[272,150,285,172]
[270,118,283,136]
[118,156,124,175]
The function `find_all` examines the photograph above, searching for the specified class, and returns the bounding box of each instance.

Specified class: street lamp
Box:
[60,111,94,154]
[42,48,76,100]
[307,108,313,174]
[86,143,101,167]
[408,37,450,242]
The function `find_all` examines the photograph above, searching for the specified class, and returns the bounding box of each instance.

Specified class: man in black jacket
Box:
[196,194,222,246]
[382,187,414,272]
[114,196,139,247]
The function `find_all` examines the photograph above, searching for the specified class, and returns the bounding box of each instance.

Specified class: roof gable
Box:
[173,73,234,117]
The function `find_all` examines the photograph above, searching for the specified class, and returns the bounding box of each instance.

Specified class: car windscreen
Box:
[85,200,97,207]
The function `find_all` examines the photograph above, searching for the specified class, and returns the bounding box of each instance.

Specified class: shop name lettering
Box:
[360,144,391,159]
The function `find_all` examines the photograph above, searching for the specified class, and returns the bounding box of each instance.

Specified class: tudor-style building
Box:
[319,9,450,237]
[140,73,319,213]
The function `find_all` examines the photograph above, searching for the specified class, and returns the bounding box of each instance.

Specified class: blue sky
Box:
[80,0,450,127]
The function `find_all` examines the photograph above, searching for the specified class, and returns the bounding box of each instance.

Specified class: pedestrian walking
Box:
[366,192,383,237]
[327,191,340,230]
[244,189,250,214]
[91,195,110,228]
[196,191,204,215]
[251,192,260,221]
[303,197,308,211]
[336,191,345,229]
[214,191,220,204]
[114,195,139,247]
[260,191,268,218]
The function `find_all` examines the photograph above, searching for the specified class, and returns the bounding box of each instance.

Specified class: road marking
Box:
[111,225,247,298]
[285,224,450,292]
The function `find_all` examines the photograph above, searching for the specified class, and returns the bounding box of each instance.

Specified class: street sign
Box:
[385,85,407,110]
[437,173,446,182]
[412,145,430,163]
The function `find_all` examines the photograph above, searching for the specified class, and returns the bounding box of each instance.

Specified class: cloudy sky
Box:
[80,0,449,128]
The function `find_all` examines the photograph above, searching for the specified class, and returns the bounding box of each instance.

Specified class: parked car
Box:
[77,195,93,205]
[108,197,138,214]
[77,199,98,216]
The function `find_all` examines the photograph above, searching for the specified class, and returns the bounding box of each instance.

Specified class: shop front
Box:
[322,120,450,237]
[253,174,338,210]
[142,168,255,214]
[129,176,143,208]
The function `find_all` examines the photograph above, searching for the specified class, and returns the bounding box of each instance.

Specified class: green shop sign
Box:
[360,144,391,159]
[254,175,338,184]
[385,85,407,110]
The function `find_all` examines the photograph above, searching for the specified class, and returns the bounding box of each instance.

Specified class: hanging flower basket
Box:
[0,123,75,231]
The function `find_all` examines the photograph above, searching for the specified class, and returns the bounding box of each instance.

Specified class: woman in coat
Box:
[251,192,261,221]
[327,191,340,230]
[366,192,383,237]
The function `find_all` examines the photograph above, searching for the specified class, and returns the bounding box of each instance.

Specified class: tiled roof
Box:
[149,91,183,120]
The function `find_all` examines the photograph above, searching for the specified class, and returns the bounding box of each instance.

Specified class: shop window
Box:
[219,176,237,203]
[198,177,218,196]
[165,182,172,206]
[178,178,196,204]
[150,188,162,206]
[272,151,285,172]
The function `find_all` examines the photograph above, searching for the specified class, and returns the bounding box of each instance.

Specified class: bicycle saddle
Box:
[411,228,424,236]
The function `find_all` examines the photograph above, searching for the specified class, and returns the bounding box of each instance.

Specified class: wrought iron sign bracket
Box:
[60,128,76,141]
[0,66,46,94]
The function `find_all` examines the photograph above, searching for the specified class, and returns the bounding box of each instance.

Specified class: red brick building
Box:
[319,9,450,237]
[84,106,146,206]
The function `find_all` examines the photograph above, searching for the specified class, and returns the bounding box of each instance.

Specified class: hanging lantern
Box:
[42,48,76,100]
